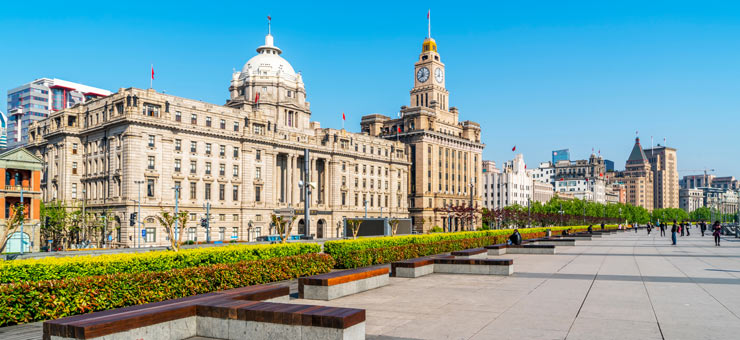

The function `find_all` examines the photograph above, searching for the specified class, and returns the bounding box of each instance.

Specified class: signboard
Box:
[231,235,238,239]
[108,235,113,241]
[141,229,147,237]
[274,208,295,217]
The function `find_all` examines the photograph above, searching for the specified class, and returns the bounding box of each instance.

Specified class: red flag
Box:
[512,146,516,152]
[255,92,260,103]
[397,126,401,133]
[151,65,154,79]
[268,15,271,21]
[342,112,345,121]
[427,10,430,19]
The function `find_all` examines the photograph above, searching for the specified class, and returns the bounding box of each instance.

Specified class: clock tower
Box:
[411,37,449,111]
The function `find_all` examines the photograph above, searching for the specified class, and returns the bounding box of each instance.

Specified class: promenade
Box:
[2,230,738,340]
[294,230,740,340]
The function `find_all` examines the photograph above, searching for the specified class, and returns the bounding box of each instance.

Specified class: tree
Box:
[271,214,296,243]
[389,218,400,236]
[347,219,363,239]
[0,204,26,253]
[156,210,189,251]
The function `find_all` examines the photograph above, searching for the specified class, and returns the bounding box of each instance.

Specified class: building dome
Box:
[422,37,437,53]
[240,34,296,80]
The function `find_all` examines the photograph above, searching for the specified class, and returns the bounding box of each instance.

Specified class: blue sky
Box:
[2,1,739,178]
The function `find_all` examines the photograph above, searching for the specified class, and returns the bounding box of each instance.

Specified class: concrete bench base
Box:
[434,263,514,275]
[197,316,365,340]
[301,274,389,300]
[505,246,556,254]
[534,239,576,246]
[393,263,434,278]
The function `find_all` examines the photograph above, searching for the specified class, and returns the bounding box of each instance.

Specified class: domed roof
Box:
[240,34,296,79]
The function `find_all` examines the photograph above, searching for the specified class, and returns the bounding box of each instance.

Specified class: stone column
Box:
[311,158,317,205]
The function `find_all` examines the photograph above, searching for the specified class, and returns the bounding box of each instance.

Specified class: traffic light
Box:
[130,213,137,226]
[200,217,208,229]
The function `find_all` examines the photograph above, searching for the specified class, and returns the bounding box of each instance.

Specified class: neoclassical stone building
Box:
[26,32,409,247]
[361,36,484,232]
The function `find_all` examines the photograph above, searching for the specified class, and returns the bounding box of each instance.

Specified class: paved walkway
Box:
[292,231,740,340]
[2,230,738,340]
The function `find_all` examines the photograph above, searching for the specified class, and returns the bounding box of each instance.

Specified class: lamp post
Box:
[20,186,24,255]
[173,185,180,242]
[470,181,474,230]
[134,180,145,248]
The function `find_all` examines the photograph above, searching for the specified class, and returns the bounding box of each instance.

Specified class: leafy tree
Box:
[347,219,363,239]
[271,214,297,243]
[388,218,400,236]
[156,210,189,251]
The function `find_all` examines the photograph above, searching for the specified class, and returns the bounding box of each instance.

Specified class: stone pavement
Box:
[290,231,740,340]
[1,230,738,340]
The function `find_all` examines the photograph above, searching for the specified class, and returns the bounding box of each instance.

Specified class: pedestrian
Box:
[660,223,666,237]
[680,223,685,237]
[588,225,593,234]
[647,223,652,235]
[712,221,721,246]
[635,223,638,233]
[601,222,605,231]
[686,223,690,236]
[671,220,678,245]
[700,221,707,237]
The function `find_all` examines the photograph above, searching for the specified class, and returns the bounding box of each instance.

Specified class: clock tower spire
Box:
[410,35,449,111]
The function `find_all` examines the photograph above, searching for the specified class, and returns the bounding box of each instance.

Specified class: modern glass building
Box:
[6,78,110,148]
[552,149,570,164]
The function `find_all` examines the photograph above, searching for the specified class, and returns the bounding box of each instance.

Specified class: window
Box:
[143,104,159,117]
[233,165,239,177]
[219,164,225,176]
[148,135,155,147]
[205,162,212,175]
[71,183,77,199]
[341,192,346,205]
[147,179,155,197]
[189,182,196,199]
[174,159,181,172]
[191,114,197,125]
[219,184,225,200]
[175,139,181,151]
[255,186,261,201]
[205,183,211,200]
[233,122,239,131]
[256,150,261,161]
[188,227,196,241]
[220,119,226,129]
[233,147,239,158]
[219,227,225,241]
[190,141,197,153]
[232,227,238,239]
[219,145,225,157]
[255,167,261,179]
[147,156,155,170]
[72,162,77,175]
[175,111,181,122]
[253,124,264,135]
[146,227,156,243]
[205,143,212,155]
[233,185,239,201]
[205,116,212,127]
[190,160,197,174]
[72,143,78,154]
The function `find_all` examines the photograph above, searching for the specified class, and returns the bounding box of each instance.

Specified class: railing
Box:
[4,185,33,192]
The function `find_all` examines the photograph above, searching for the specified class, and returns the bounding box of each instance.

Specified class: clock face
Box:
[416,67,430,83]
[435,68,444,83]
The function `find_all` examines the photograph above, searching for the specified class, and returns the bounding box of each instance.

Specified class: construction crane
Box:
[678,168,715,188]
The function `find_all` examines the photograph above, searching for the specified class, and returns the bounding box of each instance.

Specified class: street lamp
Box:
[173,185,180,242]
[134,180,145,248]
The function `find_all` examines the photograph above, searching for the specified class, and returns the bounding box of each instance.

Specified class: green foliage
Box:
[325,225,614,268]
[689,207,711,222]
[0,253,334,326]
[429,226,443,233]
[651,208,689,223]
[0,243,320,284]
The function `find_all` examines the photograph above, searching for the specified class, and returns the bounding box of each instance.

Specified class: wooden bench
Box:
[43,284,366,340]
[390,257,435,278]
[484,244,557,255]
[450,247,487,258]
[299,266,389,301]
[433,257,514,276]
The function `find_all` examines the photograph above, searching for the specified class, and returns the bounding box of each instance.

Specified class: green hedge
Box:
[0,253,334,326]
[326,225,615,268]
[0,243,321,284]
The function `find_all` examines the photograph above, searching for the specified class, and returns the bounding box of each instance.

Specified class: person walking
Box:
[671,220,678,245]
[601,222,605,231]
[588,225,594,234]
[680,223,685,237]
[686,223,690,236]
[635,223,639,233]
[660,223,666,237]
[712,221,721,246]
[647,223,652,235]
[700,222,707,237]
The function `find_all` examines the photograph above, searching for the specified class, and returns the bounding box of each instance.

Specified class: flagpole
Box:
[150,64,153,89]
[428,9,431,38]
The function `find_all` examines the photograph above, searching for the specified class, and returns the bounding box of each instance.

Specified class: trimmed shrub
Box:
[0,243,321,284]
[326,225,615,268]
[0,253,334,326]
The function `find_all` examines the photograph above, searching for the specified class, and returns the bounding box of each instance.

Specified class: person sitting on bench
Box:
[509,229,523,245]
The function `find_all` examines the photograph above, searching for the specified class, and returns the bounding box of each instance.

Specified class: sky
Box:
[1,0,739,178]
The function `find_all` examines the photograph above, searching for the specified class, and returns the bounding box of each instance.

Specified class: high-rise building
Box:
[604,159,614,172]
[622,137,654,210]
[643,145,679,209]
[361,34,484,232]
[481,155,533,210]
[26,31,410,247]
[6,78,110,148]
[0,110,7,149]
[552,149,570,164]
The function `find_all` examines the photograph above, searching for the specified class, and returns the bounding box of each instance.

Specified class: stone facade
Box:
[26,33,409,247]
[0,148,43,253]
[679,188,704,213]
[643,146,679,209]
[482,155,532,210]
[622,137,654,211]
[361,37,484,232]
